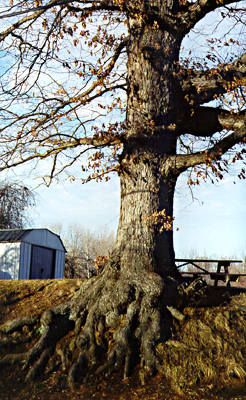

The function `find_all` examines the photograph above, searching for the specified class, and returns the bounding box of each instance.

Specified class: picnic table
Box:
[175,259,245,286]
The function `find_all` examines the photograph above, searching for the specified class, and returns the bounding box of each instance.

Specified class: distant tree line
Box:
[49,224,115,279]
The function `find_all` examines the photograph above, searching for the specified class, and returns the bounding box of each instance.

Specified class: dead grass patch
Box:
[157,293,246,393]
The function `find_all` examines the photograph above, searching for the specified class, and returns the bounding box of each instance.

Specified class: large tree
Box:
[0,0,246,387]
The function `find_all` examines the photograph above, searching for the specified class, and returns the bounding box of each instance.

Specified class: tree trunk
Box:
[114,158,178,278]
[113,2,182,279]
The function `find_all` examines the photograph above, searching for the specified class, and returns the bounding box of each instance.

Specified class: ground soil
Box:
[0,279,245,400]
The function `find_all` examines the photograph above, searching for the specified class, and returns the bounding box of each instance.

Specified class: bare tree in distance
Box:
[0,182,35,229]
[64,226,115,278]
[49,223,115,278]
[0,0,246,388]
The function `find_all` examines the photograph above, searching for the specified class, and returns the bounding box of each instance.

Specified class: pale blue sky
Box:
[174,174,246,258]
[34,176,121,233]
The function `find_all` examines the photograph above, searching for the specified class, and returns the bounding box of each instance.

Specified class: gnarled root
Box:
[25,347,54,383]
[0,266,186,387]
[65,269,175,386]
[0,316,37,334]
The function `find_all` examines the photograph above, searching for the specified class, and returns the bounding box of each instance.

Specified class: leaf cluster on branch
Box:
[0,0,245,186]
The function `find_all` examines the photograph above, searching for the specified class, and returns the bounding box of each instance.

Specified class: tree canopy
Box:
[0,0,245,186]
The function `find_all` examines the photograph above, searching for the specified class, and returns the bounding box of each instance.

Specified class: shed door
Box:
[30,245,55,279]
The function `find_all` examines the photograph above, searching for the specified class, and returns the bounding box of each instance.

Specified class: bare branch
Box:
[0,134,122,173]
[0,1,123,20]
[0,0,71,19]
[37,38,127,123]
[0,4,48,41]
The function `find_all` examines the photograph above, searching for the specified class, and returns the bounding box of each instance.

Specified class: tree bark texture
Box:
[115,159,178,278]
[113,0,183,278]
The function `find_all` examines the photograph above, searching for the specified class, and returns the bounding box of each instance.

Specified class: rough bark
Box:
[114,159,178,278]
[114,0,184,278]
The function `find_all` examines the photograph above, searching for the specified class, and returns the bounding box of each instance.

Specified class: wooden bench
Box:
[175,259,244,287]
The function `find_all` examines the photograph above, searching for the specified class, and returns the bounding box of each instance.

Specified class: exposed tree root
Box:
[0,331,34,349]
[0,316,37,334]
[0,264,208,387]
[0,352,26,366]
[25,347,54,383]
[67,350,88,388]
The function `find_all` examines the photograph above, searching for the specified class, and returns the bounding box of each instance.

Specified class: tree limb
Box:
[0,135,122,172]
[66,0,125,14]
[181,106,246,137]
[0,2,51,40]
[163,124,246,175]
[181,52,246,105]
[179,0,245,34]
[43,38,127,118]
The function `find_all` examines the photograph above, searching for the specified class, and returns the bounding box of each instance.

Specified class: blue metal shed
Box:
[0,229,66,280]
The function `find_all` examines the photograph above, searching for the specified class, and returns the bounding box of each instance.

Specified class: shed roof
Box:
[0,229,32,243]
[0,229,65,252]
